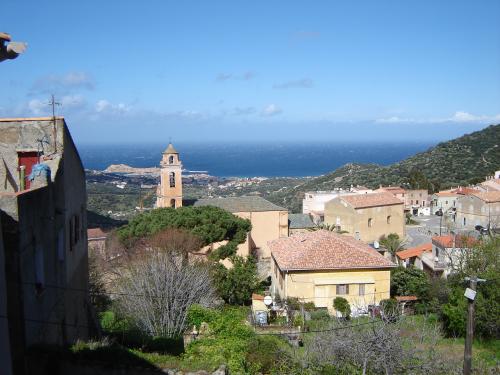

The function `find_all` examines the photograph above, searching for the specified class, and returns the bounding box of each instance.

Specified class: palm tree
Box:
[379,233,406,264]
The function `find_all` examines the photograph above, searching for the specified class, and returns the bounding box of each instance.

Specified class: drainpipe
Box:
[285,271,288,299]
[19,165,25,191]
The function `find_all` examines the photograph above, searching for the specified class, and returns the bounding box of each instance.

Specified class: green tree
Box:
[379,233,406,264]
[333,297,351,318]
[440,237,500,339]
[390,266,431,302]
[212,256,260,305]
[117,206,251,260]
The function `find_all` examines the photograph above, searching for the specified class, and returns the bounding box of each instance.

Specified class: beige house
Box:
[156,143,183,208]
[404,189,429,214]
[324,192,405,243]
[431,191,460,215]
[0,117,92,373]
[194,196,288,259]
[270,230,395,314]
[455,191,500,230]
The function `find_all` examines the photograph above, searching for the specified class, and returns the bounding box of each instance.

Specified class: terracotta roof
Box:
[434,191,460,197]
[87,228,108,240]
[432,235,477,248]
[396,243,432,260]
[479,179,500,192]
[451,187,479,195]
[376,186,406,195]
[471,191,500,203]
[252,293,265,301]
[396,296,418,302]
[194,196,287,212]
[270,230,395,271]
[341,192,403,209]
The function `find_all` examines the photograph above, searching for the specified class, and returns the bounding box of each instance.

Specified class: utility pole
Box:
[463,277,486,375]
[48,94,61,152]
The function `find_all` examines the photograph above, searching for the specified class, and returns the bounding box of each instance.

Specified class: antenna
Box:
[48,94,61,152]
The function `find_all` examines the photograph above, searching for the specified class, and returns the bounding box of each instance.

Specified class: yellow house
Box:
[194,196,289,259]
[324,192,405,244]
[269,230,395,314]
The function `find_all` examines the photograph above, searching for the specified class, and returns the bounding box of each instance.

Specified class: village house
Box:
[194,196,289,260]
[424,235,477,277]
[288,213,316,235]
[324,192,405,244]
[404,189,430,215]
[455,191,500,231]
[377,186,430,215]
[302,186,372,222]
[396,243,433,269]
[0,117,92,374]
[431,191,460,215]
[269,230,395,315]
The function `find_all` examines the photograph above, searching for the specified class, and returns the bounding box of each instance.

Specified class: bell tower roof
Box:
[163,143,178,154]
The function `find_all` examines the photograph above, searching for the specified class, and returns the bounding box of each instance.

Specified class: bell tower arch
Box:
[156,143,183,208]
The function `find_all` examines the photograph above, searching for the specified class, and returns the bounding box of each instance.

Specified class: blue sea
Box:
[77,142,433,178]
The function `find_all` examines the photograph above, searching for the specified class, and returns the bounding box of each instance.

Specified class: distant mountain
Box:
[267,124,500,212]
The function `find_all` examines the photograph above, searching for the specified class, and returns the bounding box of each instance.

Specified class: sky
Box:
[1,0,500,144]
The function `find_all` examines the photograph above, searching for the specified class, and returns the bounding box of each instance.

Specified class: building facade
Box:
[0,117,91,374]
[455,191,500,230]
[270,230,395,315]
[194,196,288,260]
[324,192,405,244]
[156,143,183,208]
[302,186,373,222]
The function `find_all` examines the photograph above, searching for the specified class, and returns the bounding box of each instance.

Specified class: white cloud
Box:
[261,104,282,117]
[28,99,47,115]
[375,111,500,124]
[95,99,130,114]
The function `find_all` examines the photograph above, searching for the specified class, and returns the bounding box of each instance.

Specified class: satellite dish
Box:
[373,241,380,249]
[264,296,273,306]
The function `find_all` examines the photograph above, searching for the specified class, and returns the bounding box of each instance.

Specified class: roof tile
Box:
[341,192,403,209]
[270,230,395,271]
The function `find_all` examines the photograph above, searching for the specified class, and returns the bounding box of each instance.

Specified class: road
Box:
[405,215,448,247]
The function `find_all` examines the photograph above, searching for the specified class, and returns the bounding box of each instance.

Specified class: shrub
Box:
[310,309,331,321]
[212,256,260,305]
[380,298,399,322]
[390,266,432,302]
[333,297,351,318]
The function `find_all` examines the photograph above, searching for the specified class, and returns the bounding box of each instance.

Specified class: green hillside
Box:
[266,124,500,212]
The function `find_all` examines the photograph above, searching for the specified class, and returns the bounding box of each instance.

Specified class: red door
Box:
[18,151,39,189]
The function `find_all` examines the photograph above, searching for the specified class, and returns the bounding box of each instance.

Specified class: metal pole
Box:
[463,277,477,375]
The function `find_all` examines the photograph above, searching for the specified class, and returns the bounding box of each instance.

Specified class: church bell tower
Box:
[156,143,183,208]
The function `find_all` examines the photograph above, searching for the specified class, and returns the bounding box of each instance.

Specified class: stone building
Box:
[455,191,500,231]
[0,117,92,374]
[156,143,183,208]
[324,192,405,244]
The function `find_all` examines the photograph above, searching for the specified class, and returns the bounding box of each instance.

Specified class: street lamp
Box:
[0,32,27,62]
